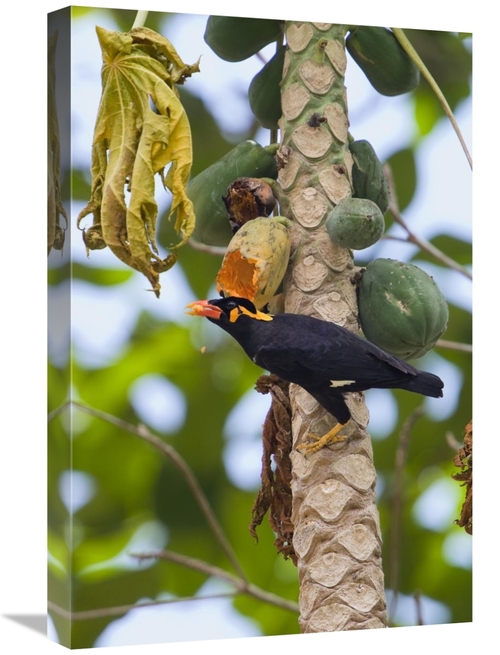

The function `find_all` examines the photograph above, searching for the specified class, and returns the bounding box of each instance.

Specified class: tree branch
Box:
[436,339,472,354]
[71,400,248,583]
[47,546,299,622]
[188,237,226,256]
[48,592,238,621]
[134,549,299,613]
[383,165,472,281]
[391,27,472,170]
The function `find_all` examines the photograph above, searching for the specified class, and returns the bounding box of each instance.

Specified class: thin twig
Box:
[385,211,472,283]
[71,400,248,583]
[47,547,299,621]
[383,232,472,281]
[188,237,226,256]
[383,165,472,281]
[414,591,425,626]
[134,549,299,613]
[47,593,238,621]
[134,549,243,588]
[436,339,472,354]
[391,28,472,170]
[389,405,425,625]
[47,399,71,422]
[446,430,462,452]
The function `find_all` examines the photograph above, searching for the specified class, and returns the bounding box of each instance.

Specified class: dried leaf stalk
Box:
[48,29,68,255]
[452,419,472,534]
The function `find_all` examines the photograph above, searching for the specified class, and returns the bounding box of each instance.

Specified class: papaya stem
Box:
[384,165,472,281]
[132,10,148,29]
[436,339,472,354]
[188,237,226,256]
[383,228,472,281]
[391,27,472,171]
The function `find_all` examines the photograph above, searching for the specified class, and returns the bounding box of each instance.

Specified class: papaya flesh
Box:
[189,141,279,247]
[204,15,284,62]
[326,198,384,250]
[349,139,391,213]
[346,26,420,96]
[216,216,291,309]
[248,45,286,130]
[357,258,449,360]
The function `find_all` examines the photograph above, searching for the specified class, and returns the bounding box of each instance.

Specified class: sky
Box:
[3,1,490,654]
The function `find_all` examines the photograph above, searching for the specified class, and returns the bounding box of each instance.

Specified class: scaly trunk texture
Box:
[277,22,387,632]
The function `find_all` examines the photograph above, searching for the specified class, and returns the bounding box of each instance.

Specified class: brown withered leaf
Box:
[77,26,199,297]
[452,419,472,534]
[251,374,296,564]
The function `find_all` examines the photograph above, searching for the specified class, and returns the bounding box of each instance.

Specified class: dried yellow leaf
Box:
[77,26,199,296]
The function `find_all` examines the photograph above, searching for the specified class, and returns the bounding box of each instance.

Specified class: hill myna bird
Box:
[186,296,444,454]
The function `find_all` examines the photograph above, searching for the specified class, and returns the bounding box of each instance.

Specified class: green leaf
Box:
[406,30,472,119]
[71,169,92,201]
[414,91,442,137]
[386,147,417,211]
[48,263,134,286]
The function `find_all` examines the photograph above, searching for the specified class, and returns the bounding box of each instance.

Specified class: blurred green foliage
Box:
[48,9,472,648]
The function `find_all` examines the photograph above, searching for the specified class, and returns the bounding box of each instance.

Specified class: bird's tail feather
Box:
[399,371,444,398]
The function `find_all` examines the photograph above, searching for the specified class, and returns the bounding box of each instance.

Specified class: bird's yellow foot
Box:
[297,421,348,456]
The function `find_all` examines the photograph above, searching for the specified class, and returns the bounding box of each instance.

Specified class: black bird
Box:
[186,296,444,453]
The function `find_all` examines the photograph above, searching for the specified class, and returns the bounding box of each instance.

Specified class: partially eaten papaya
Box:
[189,140,279,247]
[216,216,291,309]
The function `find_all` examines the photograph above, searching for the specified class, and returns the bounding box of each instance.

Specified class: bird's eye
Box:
[226,301,236,310]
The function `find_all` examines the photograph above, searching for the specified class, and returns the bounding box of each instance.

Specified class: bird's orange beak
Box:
[185,300,223,320]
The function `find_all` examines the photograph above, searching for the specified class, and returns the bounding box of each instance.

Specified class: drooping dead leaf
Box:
[251,374,296,564]
[77,26,199,296]
[452,419,472,534]
[47,29,68,255]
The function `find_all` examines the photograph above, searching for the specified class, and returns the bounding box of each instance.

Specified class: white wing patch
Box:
[330,379,356,388]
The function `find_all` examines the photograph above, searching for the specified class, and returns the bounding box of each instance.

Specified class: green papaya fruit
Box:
[357,258,449,360]
[204,16,284,62]
[349,139,391,213]
[248,45,286,130]
[346,26,420,96]
[326,198,384,250]
[189,141,279,247]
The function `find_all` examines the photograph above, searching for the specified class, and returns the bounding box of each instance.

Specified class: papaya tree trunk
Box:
[277,22,387,632]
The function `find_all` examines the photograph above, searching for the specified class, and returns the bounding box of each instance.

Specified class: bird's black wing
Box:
[253,313,420,392]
